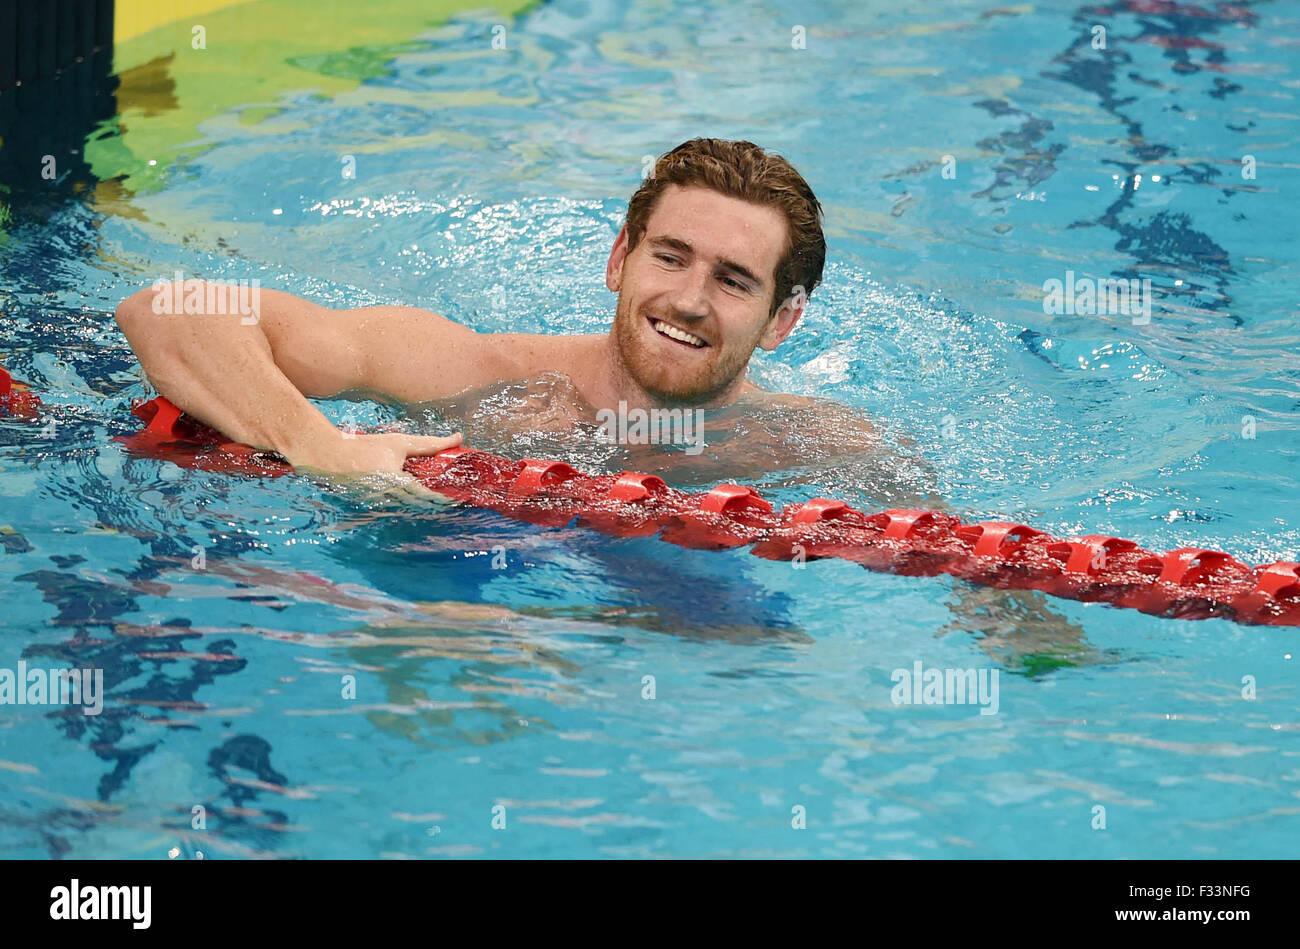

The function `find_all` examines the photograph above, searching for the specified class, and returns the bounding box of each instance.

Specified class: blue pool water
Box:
[2,0,1299,858]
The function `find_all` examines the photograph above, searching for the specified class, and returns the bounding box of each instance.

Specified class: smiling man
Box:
[114,138,832,475]
[113,136,1092,658]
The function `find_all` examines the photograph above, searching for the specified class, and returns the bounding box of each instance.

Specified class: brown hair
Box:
[625,139,825,315]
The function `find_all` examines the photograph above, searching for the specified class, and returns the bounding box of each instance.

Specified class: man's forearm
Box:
[114,283,340,459]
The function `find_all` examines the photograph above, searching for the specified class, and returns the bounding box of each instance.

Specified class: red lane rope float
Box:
[0,365,41,420]
[120,396,292,477]
[113,395,1300,628]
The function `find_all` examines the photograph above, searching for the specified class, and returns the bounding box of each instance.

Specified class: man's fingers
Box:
[402,431,464,458]
[396,471,442,499]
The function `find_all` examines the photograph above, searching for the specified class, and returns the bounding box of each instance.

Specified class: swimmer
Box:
[113,136,1093,664]
[114,138,870,478]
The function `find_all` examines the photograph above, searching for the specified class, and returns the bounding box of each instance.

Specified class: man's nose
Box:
[668,265,712,321]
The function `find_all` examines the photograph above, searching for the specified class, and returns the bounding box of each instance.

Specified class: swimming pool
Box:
[2,0,1298,859]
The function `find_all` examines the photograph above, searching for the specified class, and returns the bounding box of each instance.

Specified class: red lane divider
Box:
[0,366,41,420]
[119,396,292,477]
[108,395,1300,628]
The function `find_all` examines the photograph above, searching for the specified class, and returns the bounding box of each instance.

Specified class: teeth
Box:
[653,320,705,348]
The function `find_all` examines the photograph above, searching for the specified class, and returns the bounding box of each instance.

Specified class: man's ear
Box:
[606,226,631,292]
[758,285,808,351]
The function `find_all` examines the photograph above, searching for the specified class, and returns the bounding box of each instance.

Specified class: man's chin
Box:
[631,367,734,406]
[632,376,704,404]
[614,314,740,404]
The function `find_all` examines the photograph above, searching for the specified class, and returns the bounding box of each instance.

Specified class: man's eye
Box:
[721,277,747,291]
[656,254,680,265]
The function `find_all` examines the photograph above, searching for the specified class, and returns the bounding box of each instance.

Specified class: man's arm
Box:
[113,284,515,473]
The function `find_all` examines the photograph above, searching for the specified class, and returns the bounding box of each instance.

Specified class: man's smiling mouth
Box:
[650,317,708,349]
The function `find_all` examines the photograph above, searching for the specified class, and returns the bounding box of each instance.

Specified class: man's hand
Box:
[286,429,463,475]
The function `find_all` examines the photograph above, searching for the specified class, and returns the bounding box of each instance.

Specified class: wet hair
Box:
[625,138,826,315]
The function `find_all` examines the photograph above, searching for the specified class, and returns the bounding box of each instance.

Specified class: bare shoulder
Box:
[743,386,874,426]
[491,331,605,389]
[740,378,839,410]
[492,329,597,366]
[311,304,508,403]
[340,307,596,403]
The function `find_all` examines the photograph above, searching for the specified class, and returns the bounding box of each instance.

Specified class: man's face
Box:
[606,184,801,405]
